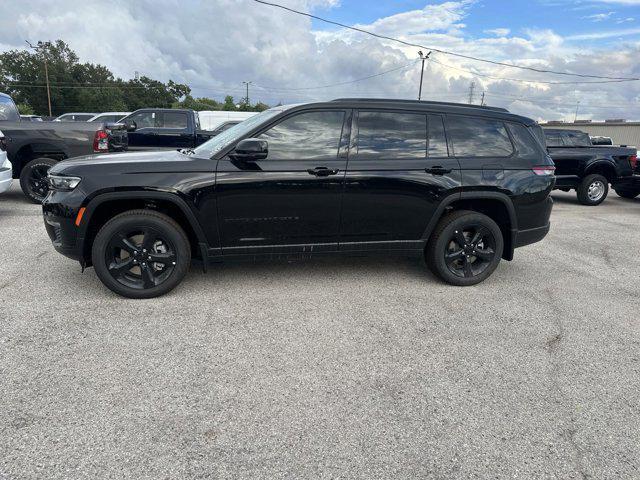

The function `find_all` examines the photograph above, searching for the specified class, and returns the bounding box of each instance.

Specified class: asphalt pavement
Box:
[0,183,638,479]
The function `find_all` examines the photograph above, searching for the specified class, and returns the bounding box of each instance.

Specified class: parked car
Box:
[0,93,127,203]
[119,108,216,150]
[20,115,44,122]
[198,110,257,131]
[43,98,555,298]
[88,112,130,123]
[53,112,98,122]
[0,129,12,194]
[544,128,637,205]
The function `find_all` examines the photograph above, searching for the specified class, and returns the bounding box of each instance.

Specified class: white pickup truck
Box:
[0,129,12,194]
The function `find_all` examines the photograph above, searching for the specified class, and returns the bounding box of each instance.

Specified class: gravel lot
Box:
[0,183,638,479]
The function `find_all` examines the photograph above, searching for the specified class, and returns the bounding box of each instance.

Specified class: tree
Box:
[17,103,34,115]
[222,95,237,111]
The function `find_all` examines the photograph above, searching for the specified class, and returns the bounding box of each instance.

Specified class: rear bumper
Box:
[613,175,640,192]
[514,223,551,248]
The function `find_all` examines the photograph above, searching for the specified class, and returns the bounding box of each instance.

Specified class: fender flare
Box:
[78,190,209,254]
[583,159,617,179]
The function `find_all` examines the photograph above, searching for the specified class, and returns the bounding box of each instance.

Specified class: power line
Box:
[253,0,640,82]
[427,57,637,85]
[253,60,418,91]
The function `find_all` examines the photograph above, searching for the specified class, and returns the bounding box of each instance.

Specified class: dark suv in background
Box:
[43,99,555,298]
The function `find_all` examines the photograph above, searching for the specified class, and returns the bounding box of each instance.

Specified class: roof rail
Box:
[330,98,509,113]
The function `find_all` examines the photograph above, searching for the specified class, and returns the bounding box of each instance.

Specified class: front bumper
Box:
[0,153,12,193]
[42,190,86,262]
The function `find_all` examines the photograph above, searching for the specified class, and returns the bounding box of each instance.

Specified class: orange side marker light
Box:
[75,207,86,227]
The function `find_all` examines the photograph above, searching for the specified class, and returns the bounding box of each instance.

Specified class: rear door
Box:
[339,110,461,251]
[216,108,350,254]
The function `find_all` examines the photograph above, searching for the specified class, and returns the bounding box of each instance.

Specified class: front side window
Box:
[448,116,514,157]
[128,111,157,128]
[357,111,426,159]
[162,112,188,129]
[258,110,345,160]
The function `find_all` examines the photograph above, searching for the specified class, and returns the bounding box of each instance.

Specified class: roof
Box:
[293,98,536,125]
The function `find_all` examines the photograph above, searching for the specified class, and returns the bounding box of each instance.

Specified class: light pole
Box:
[26,40,52,117]
[417,51,431,101]
[242,81,252,106]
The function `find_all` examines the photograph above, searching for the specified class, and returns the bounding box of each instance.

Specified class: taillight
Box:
[533,166,556,176]
[629,154,637,170]
[0,129,6,152]
[93,130,109,152]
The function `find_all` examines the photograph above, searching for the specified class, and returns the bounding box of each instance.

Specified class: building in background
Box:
[540,120,640,147]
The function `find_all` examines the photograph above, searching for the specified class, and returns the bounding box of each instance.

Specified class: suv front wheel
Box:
[92,209,191,299]
[426,210,504,286]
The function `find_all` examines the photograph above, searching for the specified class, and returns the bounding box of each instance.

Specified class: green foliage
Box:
[0,40,258,115]
[16,103,34,115]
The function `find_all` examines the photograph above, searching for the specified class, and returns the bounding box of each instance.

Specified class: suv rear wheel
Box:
[426,210,504,286]
[19,157,58,204]
[92,209,191,299]
[577,174,609,206]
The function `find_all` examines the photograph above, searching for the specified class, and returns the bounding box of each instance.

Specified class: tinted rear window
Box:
[357,111,426,159]
[507,123,542,160]
[448,116,513,157]
[563,131,591,147]
[544,132,564,147]
[0,96,20,121]
[162,112,188,129]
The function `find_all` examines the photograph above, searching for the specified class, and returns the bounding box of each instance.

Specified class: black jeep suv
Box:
[42,99,555,298]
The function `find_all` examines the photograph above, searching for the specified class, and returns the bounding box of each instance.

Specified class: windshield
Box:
[193,107,286,158]
[0,95,20,122]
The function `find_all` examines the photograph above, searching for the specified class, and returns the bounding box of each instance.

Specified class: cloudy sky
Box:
[2,0,640,121]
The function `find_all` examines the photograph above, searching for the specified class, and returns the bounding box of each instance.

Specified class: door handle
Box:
[307,167,339,177]
[425,166,452,176]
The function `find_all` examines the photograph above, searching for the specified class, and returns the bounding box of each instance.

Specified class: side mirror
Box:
[123,120,137,132]
[230,138,268,161]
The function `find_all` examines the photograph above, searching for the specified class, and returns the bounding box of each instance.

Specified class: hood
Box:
[50,150,214,176]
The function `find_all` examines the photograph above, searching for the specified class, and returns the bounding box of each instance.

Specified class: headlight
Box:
[48,174,82,191]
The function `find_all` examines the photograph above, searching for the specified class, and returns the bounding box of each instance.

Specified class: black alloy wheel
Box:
[92,210,191,298]
[105,227,177,290]
[426,210,504,286]
[444,224,497,279]
[19,158,58,204]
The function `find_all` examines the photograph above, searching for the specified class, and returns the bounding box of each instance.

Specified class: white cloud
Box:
[1,0,639,122]
[582,11,615,21]
[485,28,511,36]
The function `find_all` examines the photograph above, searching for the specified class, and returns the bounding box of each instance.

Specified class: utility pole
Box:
[480,91,485,106]
[242,81,252,106]
[468,81,476,105]
[26,40,52,117]
[574,100,580,122]
[417,50,431,101]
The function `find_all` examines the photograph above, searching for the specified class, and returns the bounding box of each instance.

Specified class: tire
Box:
[426,210,504,287]
[614,188,640,199]
[92,209,191,299]
[19,157,58,204]
[576,174,609,206]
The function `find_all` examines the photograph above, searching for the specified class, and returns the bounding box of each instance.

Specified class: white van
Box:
[198,111,257,131]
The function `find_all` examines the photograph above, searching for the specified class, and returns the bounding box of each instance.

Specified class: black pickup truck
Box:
[544,128,637,205]
[119,108,216,150]
[0,92,128,203]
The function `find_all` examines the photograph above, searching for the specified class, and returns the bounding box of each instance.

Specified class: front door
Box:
[216,109,350,255]
[340,110,462,251]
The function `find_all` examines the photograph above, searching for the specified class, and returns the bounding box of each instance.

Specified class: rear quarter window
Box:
[447,116,514,157]
[507,123,543,160]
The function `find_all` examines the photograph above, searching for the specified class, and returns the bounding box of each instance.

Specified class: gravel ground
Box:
[0,183,639,479]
